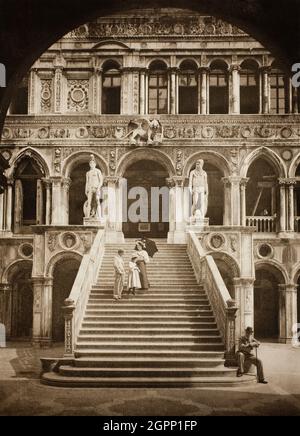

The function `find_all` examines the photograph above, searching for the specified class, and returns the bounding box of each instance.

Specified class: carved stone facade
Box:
[1,8,300,346]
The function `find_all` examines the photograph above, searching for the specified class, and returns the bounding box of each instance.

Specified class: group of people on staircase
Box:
[113,239,154,301]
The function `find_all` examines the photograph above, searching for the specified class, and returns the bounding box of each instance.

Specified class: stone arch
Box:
[2,259,33,284]
[239,57,262,68]
[208,58,230,69]
[62,150,109,178]
[289,152,300,177]
[292,264,300,284]
[183,150,231,178]
[177,58,200,69]
[208,251,240,299]
[241,147,287,178]
[94,41,130,52]
[46,251,82,278]
[116,148,175,178]
[147,59,170,69]
[255,259,288,284]
[8,148,50,179]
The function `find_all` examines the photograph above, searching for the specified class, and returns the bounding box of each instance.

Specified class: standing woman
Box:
[134,241,150,290]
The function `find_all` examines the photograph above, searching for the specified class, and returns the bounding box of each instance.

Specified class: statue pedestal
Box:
[83,217,105,228]
[186,217,210,233]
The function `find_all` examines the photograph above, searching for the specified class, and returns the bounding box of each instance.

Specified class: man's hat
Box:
[246,327,254,333]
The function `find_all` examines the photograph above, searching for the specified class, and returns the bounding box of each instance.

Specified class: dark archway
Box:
[69,162,89,225]
[254,264,283,339]
[52,257,80,342]
[0,1,300,133]
[123,159,169,238]
[8,262,33,339]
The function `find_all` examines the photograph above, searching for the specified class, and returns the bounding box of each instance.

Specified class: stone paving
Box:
[0,341,300,416]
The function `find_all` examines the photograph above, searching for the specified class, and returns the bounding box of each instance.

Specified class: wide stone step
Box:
[86,302,210,308]
[76,341,224,350]
[77,335,222,344]
[73,356,225,369]
[42,372,254,388]
[79,328,219,336]
[84,310,213,316]
[83,315,216,322]
[89,293,207,299]
[58,366,234,378]
[74,349,224,358]
[81,321,217,329]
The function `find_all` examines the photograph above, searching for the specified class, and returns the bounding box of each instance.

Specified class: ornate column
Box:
[279,179,287,232]
[225,304,238,365]
[32,277,52,347]
[222,177,231,226]
[92,66,102,114]
[0,284,12,338]
[105,176,124,243]
[168,176,186,243]
[169,68,178,115]
[62,178,72,225]
[53,55,66,114]
[5,179,13,232]
[199,67,209,115]
[63,298,75,357]
[139,68,146,115]
[240,178,249,227]
[234,278,255,340]
[43,179,52,226]
[222,176,241,226]
[279,283,298,343]
[229,65,241,114]
[287,179,297,231]
[51,177,64,225]
[260,66,271,114]
[28,68,39,114]
[167,178,176,243]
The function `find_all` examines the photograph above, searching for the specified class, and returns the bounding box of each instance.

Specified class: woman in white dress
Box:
[128,255,142,295]
[134,241,150,290]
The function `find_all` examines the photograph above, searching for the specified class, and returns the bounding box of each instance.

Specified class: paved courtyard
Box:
[0,341,300,416]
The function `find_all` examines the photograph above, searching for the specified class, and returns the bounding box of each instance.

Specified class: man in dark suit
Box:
[237,327,268,384]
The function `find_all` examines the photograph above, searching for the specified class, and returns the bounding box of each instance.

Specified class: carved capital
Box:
[229,64,241,73]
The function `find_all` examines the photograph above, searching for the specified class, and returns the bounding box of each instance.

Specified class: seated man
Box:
[237,327,268,384]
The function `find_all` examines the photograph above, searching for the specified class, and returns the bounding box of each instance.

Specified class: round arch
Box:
[2,259,33,284]
[147,59,170,69]
[178,58,200,69]
[62,150,109,178]
[183,151,231,178]
[8,148,50,179]
[241,147,287,179]
[46,251,82,278]
[208,251,240,278]
[208,58,230,69]
[116,148,175,178]
[239,57,262,68]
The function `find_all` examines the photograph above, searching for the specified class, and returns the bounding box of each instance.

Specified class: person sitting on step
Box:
[237,327,268,384]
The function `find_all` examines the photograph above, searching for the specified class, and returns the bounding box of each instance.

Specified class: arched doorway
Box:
[9,262,33,339]
[254,264,282,339]
[123,160,170,238]
[52,257,81,342]
[246,157,279,232]
[211,254,239,299]
[69,162,89,225]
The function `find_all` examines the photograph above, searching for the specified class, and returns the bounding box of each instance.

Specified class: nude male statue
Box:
[189,159,208,219]
[84,155,103,219]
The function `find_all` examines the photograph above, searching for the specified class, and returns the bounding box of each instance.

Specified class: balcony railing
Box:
[246,216,276,233]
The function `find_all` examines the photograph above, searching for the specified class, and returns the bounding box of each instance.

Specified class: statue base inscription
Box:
[84,217,106,228]
[186,217,210,232]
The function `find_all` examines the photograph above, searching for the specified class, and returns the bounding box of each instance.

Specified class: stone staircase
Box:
[43,240,249,387]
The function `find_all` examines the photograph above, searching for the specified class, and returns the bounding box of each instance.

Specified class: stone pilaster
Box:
[5,178,13,232]
[105,176,124,243]
[167,176,187,243]
[169,67,178,115]
[92,66,102,114]
[62,177,72,225]
[139,68,146,115]
[199,67,209,115]
[279,283,298,343]
[260,66,271,114]
[222,176,242,226]
[32,277,53,347]
[0,284,12,338]
[240,178,249,227]
[51,177,64,225]
[53,55,66,114]
[43,178,52,226]
[233,278,255,340]
[229,65,241,114]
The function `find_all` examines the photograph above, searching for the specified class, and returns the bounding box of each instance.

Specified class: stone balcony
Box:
[2,114,300,146]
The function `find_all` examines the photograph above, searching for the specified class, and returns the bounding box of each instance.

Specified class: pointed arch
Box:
[8,148,50,179]
[46,251,82,278]
[241,147,287,178]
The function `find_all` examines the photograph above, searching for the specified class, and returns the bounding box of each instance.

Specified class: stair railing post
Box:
[63,298,76,358]
[225,302,238,366]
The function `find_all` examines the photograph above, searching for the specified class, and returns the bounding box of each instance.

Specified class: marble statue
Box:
[189,159,208,220]
[84,155,103,220]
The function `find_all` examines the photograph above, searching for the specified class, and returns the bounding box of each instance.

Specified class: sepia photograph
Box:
[0,0,300,420]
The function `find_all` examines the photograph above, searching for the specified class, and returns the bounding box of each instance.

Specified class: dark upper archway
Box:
[0,0,300,131]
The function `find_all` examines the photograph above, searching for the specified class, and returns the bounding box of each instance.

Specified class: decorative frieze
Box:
[4,115,300,144]
[40,79,53,113]
[66,15,246,40]
[67,80,89,112]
